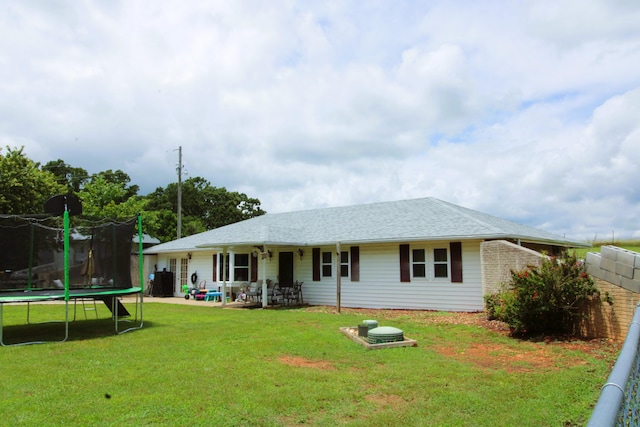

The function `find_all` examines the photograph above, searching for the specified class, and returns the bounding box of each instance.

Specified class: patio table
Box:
[204,291,223,302]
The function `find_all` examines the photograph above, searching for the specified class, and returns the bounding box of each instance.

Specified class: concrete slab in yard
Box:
[340,327,417,350]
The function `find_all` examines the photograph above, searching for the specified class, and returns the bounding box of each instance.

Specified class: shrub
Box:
[485,252,603,336]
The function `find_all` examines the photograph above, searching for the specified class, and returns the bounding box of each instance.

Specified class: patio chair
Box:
[266,279,279,305]
[278,283,295,305]
[293,281,303,304]
[246,279,262,302]
[282,281,303,305]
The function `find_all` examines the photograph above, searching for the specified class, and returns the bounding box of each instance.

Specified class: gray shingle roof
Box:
[144,197,585,253]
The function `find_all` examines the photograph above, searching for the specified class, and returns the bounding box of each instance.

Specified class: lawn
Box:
[572,239,640,259]
[0,301,620,426]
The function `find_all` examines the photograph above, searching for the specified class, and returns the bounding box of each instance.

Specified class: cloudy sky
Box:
[1,1,639,241]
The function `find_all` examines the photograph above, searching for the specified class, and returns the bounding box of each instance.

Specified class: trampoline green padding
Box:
[0,287,141,303]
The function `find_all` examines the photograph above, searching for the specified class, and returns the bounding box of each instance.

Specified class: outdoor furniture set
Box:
[182,279,304,306]
[248,279,304,306]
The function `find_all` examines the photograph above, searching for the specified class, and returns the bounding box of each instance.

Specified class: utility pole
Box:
[177,146,183,239]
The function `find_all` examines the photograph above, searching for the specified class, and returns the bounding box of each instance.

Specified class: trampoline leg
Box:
[0,301,69,347]
[115,293,144,335]
[0,304,4,347]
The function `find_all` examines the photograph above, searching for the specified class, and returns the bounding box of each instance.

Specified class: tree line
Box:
[0,146,266,242]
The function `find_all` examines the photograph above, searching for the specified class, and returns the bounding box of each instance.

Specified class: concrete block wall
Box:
[577,246,640,341]
[480,240,545,296]
[575,278,639,341]
[585,246,640,293]
[480,242,639,341]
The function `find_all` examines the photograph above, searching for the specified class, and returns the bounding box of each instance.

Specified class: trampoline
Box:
[0,198,144,346]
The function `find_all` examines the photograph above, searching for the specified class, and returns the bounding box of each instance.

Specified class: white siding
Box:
[153,241,484,311]
[301,241,484,312]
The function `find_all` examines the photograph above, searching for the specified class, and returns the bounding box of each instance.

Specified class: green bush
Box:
[485,252,603,335]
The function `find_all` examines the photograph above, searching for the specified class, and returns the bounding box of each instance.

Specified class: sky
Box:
[1,1,639,242]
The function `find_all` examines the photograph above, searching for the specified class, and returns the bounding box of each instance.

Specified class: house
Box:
[132,233,161,254]
[143,197,585,311]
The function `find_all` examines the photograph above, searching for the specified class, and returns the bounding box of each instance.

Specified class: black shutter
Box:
[450,242,463,283]
[399,244,410,283]
[251,253,258,282]
[312,248,321,281]
[350,246,360,282]
[212,254,217,282]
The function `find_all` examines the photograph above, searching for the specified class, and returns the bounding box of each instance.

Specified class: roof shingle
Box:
[145,197,584,253]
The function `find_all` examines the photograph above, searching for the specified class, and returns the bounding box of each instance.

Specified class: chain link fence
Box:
[588,304,640,426]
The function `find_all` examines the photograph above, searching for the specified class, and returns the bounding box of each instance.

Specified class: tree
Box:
[144,177,266,242]
[78,171,145,220]
[42,159,89,193]
[0,146,66,214]
[98,169,139,202]
[0,147,265,242]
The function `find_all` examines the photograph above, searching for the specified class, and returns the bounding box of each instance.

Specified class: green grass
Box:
[0,302,619,426]
[572,239,640,260]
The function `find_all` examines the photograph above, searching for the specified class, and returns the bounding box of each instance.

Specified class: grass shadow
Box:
[1,317,156,345]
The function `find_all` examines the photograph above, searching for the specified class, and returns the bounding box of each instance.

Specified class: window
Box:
[412,249,426,278]
[340,251,349,277]
[314,247,359,281]
[433,248,448,278]
[322,251,332,277]
[234,253,249,281]
[401,245,455,281]
[218,253,229,282]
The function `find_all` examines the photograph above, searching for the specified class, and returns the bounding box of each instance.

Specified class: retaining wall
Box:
[577,246,640,341]
[480,240,545,295]
[481,242,639,341]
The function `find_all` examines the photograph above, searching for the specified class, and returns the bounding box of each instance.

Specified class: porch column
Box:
[262,245,268,308]
[222,248,227,306]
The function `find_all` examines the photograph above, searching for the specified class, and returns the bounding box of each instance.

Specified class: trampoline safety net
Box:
[0,215,137,292]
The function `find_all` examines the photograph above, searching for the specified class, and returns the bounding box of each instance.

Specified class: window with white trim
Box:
[412,249,426,278]
[322,251,332,277]
[408,247,450,280]
[433,248,449,278]
[234,253,249,281]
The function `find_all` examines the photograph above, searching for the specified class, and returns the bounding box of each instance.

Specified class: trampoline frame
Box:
[0,212,145,346]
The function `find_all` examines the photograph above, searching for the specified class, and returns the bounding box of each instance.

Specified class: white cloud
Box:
[0,1,639,240]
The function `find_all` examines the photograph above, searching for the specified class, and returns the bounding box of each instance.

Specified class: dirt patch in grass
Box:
[278,355,336,370]
[434,342,587,373]
[364,393,405,406]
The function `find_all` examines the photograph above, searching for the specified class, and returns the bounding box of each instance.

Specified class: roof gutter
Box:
[144,234,587,254]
